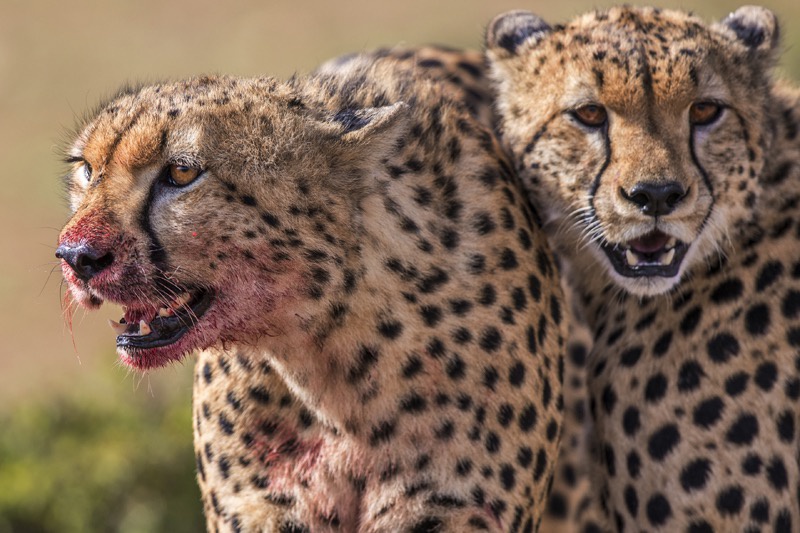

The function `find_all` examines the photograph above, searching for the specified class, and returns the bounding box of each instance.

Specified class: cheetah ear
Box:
[332,102,410,145]
[713,6,779,56]
[323,102,410,172]
[485,10,552,58]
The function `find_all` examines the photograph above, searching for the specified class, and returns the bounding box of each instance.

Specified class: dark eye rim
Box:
[569,104,608,129]
[160,163,205,188]
[65,156,93,182]
[689,101,726,127]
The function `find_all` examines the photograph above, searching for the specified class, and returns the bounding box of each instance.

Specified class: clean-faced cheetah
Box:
[57,46,567,532]
[487,5,800,532]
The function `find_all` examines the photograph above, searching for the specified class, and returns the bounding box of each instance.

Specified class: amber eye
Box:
[689,102,723,126]
[572,104,608,128]
[167,164,201,187]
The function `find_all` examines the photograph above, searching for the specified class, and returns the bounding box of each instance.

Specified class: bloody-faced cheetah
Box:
[487,5,800,532]
[57,47,568,532]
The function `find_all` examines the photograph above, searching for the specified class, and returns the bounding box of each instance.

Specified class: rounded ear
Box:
[333,102,410,145]
[713,6,779,54]
[319,102,410,177]
[485,10,552,57]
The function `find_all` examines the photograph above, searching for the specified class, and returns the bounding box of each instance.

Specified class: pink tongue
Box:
[629,231,669,254]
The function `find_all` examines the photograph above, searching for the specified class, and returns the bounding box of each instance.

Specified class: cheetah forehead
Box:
[491,5,778,114]
[69,76,320,174]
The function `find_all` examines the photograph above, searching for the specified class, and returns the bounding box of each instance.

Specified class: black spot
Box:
[622,406,641,436]
[776,410,795,443]
[410,517,443,533]
[766,456,788,490]
[754,361,777,391]
[203,362,213,383]
[678,360,705,392]
[646,493,672,526]
[478,284,497,306]
[750,499,770,523]
[680,306,702,335]
[499,464,516,490]
[620,347,642,367]
[479,327,502,352]
[680,458,712,491]
[710,278,743,304]
[745,304,770,335]
[378,320,403,339]
[782,290,800,319]
[756,261,783,291]
[446,355,466,380]
[648,424,680,461]
[249,386,270,404]
[715,485,744,516]
[420,305,443,327]
[725,372,749,396]
[506,361,526,387]
[519,404,538,432]
[400,393,428,413]
[402,355,423,379]
[627,450,641,479]
[624,485,638,517]
[644,373,668,403]
[601,385,617,414]
[707,333,740,363]
[218,413,234,435]
[726,413,759,445]
[347,345,380,382]
[369,420,396,446]
[653,331,672,356]
[776,510,792,532]
[483,366,499,390]
[693,397,725,428]
[240,195,257,206]
[742,453,762,475]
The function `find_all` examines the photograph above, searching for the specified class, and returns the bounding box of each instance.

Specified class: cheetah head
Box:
[57,76,407,369]
[487,6,779,295]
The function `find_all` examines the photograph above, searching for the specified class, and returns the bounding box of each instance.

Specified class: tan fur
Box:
[58,47,567,532]
[488,6,800,532]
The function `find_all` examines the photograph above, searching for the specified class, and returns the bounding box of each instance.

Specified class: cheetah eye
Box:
[572,104,608,128]
[82,162,93,182]
[689,102,723,126]
[166,164,202,187]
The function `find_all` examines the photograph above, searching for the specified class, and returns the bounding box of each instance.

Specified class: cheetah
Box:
[56,47,567,532]
[486,5,800,532]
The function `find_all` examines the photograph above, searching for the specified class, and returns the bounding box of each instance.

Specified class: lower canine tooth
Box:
[662,248,676,265]
[108,319,128,335]
[666,237,677,248]
[626,249,638,266]
[139,320,152,336]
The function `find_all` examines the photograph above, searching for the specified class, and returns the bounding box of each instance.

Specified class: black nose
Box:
[621,181,687,217]
[55,243,114,281]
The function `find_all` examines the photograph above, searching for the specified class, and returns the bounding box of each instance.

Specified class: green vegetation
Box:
[0,385,203,533]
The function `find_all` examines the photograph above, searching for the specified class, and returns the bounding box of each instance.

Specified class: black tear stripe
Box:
[688,122,717,235]
[587,122,613,230]
[139,166,180,296]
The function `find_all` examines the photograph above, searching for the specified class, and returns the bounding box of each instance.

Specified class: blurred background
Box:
[1,0,798,531]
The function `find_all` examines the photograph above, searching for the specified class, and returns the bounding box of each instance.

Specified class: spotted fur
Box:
[487,6,800,532]
[58,47,567,532]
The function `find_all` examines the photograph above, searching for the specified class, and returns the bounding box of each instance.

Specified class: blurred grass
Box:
[0,0,798,531]
[0,367,202,533]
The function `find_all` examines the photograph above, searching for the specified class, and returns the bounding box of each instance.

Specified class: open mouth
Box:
[601,230,689,278]
[108,289,214,350]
